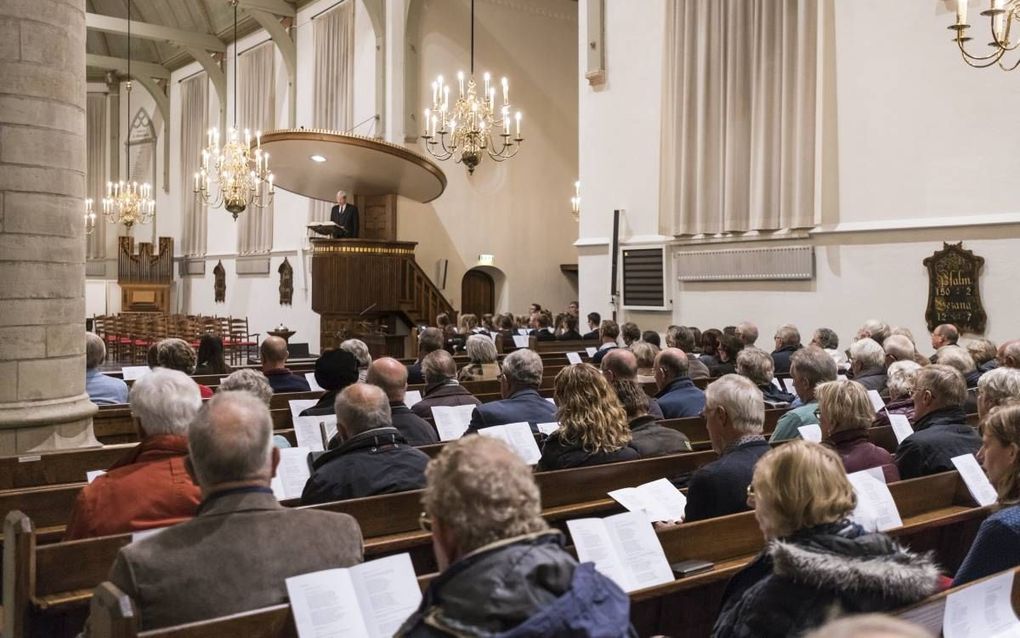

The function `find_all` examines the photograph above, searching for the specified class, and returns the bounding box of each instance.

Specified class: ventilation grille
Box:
[622,247,667,309]
[675,245,814,281]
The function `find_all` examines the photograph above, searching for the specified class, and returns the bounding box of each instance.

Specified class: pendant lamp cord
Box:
[233,0,238,127]
[125,1,131,177]
[470,0,475,75]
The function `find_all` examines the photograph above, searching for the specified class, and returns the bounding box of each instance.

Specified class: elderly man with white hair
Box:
[97,391,364,631]
[770,347,838,442]
[849,338,888,393]
[770,324,802,376]
[85,331,129,405]
[65,369,203,540]
[467,348,557,433]
[330,189,359,238]
[685,374,771,523]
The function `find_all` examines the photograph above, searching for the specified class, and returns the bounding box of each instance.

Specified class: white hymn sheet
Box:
[305,373,325,392]
[478,422,541,465]
[512,335,530,349]
[943,569,1020,638]
[566,518,632,591]
[568,512,673,593]
[848,470,902,532]
[586,347,598,357]
[952,454,999,507]
[772,378,784,392]
[404,390,423,408]
[782,378,799,397]
[270,447,311,501]
[566,352,583,365]
[536,422,560,436]
[608,478,687,523]
[86,470,106,484]
[798,424,823,443]
[888,414,914,444]
[289,400,318,423]
[867,390,886,412]
[432,405,476,441]
[517,328,530,336]
[292,415,336,453]
[348,554,423,638]
[121,366,150,381]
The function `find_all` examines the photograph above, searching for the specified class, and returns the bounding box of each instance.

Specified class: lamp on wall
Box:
[948,0,1020,69]
[421,0,524,174]
[194,0,275,219]
[101,1,155,230]
[570,180,580,221]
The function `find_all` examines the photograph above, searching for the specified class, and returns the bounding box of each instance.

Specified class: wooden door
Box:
[461,269,494,317]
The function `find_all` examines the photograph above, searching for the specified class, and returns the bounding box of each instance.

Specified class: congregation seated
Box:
[700,328,723,369]
[665,324,711,379]
[610,372,691,457]
[396,436,631,636]
[601,348,664,419]
[156,337,213,398]
[93,391,364,631]
[952,403,1020,585]
[408,327,444,385]
[968,337,1000,373]
[736,320,759,348]
[457,334,500,382]
[894,364,981,480]
[631,341,659,384]
[219,368,273,405]
[817,380,900,482]
[935,344,981,393]
[891,327,933,367]
[366,357,438,446]
[810,326,849,371]
[712,441,939,638]
[653,347,706,418]
[299,348,360,417]
[537,364,639,470]
[848,338,888,393]
[65,368,203,540]
[872,360,921,426]
[467,349,557,432]
[411,350,482,420]
[590,319,620,364]
[998,339,1020,369]
[531,311,556,341]
[303,384,429,504]
[581,311,600,340]
[556,313,583,341]
[621,321,641,347]
[856,318,892,346]
[928,323,959,363]
[770,346,838,442]
[194,333,231,375]
[85,331,128,405]
[684,374,770,523]
[883,334,919,368]
[976,366,1020,420]
[737,347,794,407]
[259,335,310,393]
[770,324,802,376]
[495,313,516,340]
[710,333,743,376]
[339,338,372,383]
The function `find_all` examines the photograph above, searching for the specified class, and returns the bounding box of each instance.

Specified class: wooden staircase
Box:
[399,257,454,326]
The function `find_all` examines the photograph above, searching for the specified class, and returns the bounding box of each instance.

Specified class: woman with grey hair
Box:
[339,339,372,383]
[457,334,500,382]
[156,338,213,398]
[873,360,921,426]
[736,348,794,407]
[219,369,273,406]
[977,366,1020,420]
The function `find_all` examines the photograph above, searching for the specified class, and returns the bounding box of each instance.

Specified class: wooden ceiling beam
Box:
[86,11,225,52]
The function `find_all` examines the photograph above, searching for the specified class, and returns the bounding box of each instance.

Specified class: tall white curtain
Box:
[237,42,275,254]
[309,1,355,222]
[86,94,107,259]
[180,73,208,256]
[661,0,819,236]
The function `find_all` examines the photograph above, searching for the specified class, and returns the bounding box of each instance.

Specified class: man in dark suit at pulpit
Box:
[330,190,359,238]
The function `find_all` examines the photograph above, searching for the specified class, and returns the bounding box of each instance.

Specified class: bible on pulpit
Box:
[307,221,341,237]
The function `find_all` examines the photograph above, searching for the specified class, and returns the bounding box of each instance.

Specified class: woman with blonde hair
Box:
[816,380,899,482]
[538,364,638,470]
[713,441,939,638]
[953,403,1020,585]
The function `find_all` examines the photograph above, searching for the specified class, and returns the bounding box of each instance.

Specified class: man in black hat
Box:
[299,349,360,417]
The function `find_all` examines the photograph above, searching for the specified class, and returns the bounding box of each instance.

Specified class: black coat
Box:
[537,431,639,471]
[301,427,428,504]
[558,330,583,341]
[298,390,338,417]
[685,439,770,523]
[390,403,438,446]
[894,406,981,480]
[628,415,691,457]
[329,203,359,238]
[406,361,425,385]
[770,345,801,377]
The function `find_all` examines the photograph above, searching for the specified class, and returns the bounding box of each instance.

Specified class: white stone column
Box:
[0,0,99,453]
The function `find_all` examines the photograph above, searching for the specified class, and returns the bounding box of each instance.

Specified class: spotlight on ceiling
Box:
[309,154,327,163]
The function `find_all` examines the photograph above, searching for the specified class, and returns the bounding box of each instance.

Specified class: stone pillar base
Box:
[0,394,100,455]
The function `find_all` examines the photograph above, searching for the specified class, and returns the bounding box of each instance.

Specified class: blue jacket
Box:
[953,505,1020,586]
[467,388,557,434]
[655,377,706,419]
[263,368,311,393]
[685,439,770,523]
[396,531,633,637]
[86,368,129,405]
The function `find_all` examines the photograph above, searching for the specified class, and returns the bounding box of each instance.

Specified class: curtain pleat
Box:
[86,94,107,259]
[181,74,208,256]
[662,0,818,236]
[237,42,275,254]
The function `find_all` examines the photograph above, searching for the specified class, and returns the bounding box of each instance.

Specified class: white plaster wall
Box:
[577,0,1020,350]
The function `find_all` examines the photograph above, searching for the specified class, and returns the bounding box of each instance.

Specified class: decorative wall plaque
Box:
[278,258,293,306]
[923,242,986,333]
[213,261,226,303]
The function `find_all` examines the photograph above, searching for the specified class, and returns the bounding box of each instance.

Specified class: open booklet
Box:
[567,511,674,593]
[943,568,1020,638]
[431,404,477,441]
[847,467,902,532]
[289,399,336,452]
[286,553,422,638]
[608,478,687,523]
[271,447,312,501]
[477,422,541,465]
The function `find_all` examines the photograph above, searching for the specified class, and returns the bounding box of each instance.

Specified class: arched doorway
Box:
[461,269,495,317]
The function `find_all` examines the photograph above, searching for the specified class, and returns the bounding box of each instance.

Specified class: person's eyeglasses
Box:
[418,511,433,533]
[746,484,757,508]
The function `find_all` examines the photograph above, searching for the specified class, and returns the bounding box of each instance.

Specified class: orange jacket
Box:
[64,435,201,540]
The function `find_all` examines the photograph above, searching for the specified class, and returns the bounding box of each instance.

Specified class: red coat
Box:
[827,429,901,483]
[63,435,202,540]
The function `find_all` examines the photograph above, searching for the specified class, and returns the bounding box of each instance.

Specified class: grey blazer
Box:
[105,489,363,630]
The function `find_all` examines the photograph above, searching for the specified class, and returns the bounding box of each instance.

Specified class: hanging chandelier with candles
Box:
[421,0,523,174]
[101,2,155,230]
[948,0,1020,69]
[194,0,274,219]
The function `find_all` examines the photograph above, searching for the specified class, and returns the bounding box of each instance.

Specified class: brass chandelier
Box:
[421,0,523,174]
[948,0,1020,69]
[100,1,155,230]
[194,0,274,219]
